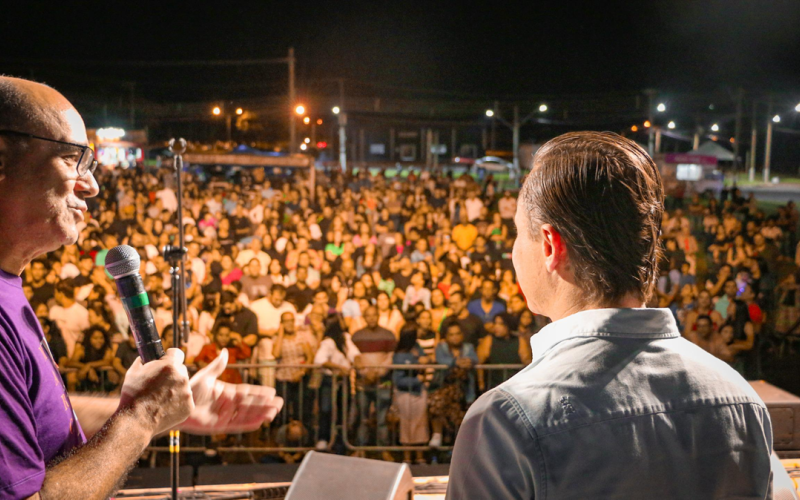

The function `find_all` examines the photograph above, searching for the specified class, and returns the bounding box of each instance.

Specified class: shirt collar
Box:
[530,308,680,362]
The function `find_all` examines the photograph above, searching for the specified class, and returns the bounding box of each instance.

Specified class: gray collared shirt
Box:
[447,308,773,499]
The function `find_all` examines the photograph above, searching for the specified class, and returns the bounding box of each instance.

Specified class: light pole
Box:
[764,101,776,183]
[485,103,546,172]
[333,106,347,171]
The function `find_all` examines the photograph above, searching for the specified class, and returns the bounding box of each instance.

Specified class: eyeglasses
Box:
[0,129,98,178]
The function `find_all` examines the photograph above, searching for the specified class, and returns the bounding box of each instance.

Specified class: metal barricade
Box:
[144,361,525,459]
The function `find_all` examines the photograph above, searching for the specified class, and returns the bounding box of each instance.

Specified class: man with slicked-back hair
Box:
[447,132,772,499]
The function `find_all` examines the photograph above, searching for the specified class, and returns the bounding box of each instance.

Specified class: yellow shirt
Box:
[453,223,478,251]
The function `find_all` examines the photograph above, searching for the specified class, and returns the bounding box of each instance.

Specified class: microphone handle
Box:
[115,274,165,363]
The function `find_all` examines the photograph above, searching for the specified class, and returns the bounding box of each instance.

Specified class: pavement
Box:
[736,183,800,204]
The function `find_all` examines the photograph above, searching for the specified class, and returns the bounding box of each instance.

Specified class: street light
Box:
[538,104,548,112]
[667,121,676,129]
[317,118,323,125]
[657,103,666,112]
[644,120,651,128]
[295,105,306,115]
[304,137,311,144]
[485,109,495,117]
[711,123,720,132]
[212,106,221,116]
[796,103,800,112]
[772,114,781,123]
[631,125,638,132]
[332,106,340,114]
[303,116,311,125]
[235,108,243,115]
[300,143,308,151]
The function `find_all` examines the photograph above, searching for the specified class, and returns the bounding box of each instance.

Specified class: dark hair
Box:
[55,280,75,298]
[696,314,712,324]
[521,131,664,305]
[494,312,518,332]
[726,301,750,340]
[324,315,347,355]
[396,323,419,353]
[81,326,111,362]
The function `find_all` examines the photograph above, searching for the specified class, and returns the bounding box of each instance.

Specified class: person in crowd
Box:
[195,322,252,384]
[352,306,397,459]
[313,316,361,451]
[428,322,478,448]
[467,279,506,325]
[477,313,531,391]
[402,271,432,313]
[111,333,139,384]
[48,280,89,358]
[240,257,272,302]
[273,312,316,423]
[67,326,115,392]
[392,324,431,464]
[441,290,486,347]
[376,290,405,338]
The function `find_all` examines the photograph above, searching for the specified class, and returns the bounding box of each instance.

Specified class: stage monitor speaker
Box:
[285,451,415,500]
[750,381,800,451]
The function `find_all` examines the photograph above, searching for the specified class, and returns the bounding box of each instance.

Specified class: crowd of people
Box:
[22,161,800,463]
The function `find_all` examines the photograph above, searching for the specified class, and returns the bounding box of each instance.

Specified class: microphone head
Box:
[105,245,141,278]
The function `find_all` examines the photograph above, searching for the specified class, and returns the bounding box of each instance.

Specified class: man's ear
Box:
[539,224,568,273]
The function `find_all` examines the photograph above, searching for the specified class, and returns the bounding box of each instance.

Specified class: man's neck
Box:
[60,298,76,308]
[541,283,645,322]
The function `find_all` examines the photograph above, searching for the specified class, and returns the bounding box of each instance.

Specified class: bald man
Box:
[0,76,283,499]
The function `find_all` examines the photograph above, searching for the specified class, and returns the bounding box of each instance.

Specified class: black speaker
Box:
[285,451,415,500]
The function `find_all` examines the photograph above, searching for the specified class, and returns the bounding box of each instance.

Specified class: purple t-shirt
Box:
[0,269,86,498]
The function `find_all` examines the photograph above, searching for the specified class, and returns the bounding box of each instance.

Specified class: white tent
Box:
[688,141,735,162]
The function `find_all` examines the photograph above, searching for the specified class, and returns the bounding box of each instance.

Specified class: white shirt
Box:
[248,205,264,225]
[236,249,271,275]
[250,298,297,333]
[190,257,206,285]
[313,335,361,376]
[156,188,178,213]
[465,197,484,222]
[49,302,89,357]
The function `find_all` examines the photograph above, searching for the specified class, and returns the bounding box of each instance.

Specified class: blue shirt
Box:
[467,299,505,324]
[447,308,773,499]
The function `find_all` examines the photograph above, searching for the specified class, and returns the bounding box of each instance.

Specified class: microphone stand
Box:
[164,138,189,500]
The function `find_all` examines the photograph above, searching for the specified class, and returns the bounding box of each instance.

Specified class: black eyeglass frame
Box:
[0,129,98,177]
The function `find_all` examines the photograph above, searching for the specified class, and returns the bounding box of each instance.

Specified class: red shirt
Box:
[194,343,252,384]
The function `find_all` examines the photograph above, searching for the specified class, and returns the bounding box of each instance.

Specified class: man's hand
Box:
[119,348,194,437]
[180,349,284,434]
[456,357,474,369]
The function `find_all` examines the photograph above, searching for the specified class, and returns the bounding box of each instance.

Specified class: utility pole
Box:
[490,100,498,151]
[128,82,136,129]
[338,112,347,171]
[645,89,656,156]
[288,47,296,153]
[337,79,345,109]
[764,100,774,183]
[749,101,757,182]
[733,88,744,172]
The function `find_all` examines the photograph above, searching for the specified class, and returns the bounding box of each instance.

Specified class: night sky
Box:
[3,1,800,102]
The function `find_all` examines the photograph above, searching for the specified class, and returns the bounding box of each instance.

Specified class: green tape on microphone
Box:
[122,292,150,310]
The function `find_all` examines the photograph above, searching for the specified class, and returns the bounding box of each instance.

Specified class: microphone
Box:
[105,245,165,363]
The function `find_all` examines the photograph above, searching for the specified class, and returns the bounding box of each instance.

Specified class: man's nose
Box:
[76,171,100,198]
